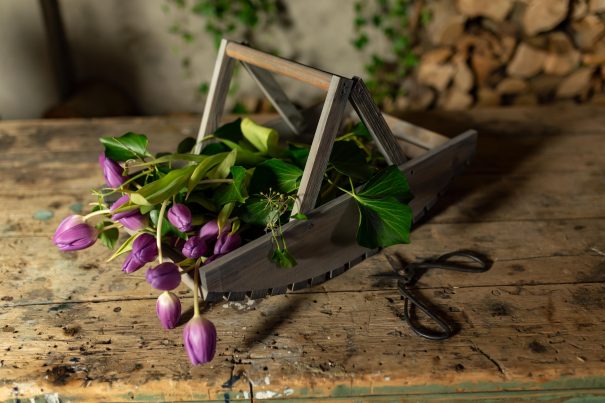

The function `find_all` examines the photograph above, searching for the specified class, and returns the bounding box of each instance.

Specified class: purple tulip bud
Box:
[118,213,148,231]
[204,254,221,264]
[156,291,181,330]
[183,316,217,365]
[182,236,210,259]
[213,231,241,255]
[122,253,144,273]
[167,204,192,232]
[146,262,181,290]
[53,215,97,251]
[199,220,220,239]
[110,195,136,220]
[132,233,158,263]
[99,153,129,188]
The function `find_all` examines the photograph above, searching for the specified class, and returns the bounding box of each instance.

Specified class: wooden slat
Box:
[193,39,235,153]
[292,76,353,216]
[241,62,306,134]
[225,41,334,91]
[350,77,408,165]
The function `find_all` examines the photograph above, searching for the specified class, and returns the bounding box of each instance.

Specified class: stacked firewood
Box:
[384,0,605,111]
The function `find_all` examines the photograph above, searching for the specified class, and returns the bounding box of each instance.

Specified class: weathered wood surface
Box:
[0,106,604,402]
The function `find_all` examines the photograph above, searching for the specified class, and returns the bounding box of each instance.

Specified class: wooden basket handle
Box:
[225,41,335,91]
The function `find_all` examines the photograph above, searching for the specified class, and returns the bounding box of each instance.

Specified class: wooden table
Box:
[1,106,604,402]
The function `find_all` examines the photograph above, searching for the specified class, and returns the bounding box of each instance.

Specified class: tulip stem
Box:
[193,260,201,318]
[156,200,169,263]
[83,209,111,221]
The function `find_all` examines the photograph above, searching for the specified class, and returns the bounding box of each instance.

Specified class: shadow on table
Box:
[398,109,562,223]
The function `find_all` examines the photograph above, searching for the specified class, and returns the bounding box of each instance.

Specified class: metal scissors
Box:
[373,250,492,340]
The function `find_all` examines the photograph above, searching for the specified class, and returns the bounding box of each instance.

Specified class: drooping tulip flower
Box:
[110,195,147,231]
[182,236,210,259]
[183,316,217,365]
[213,231,241,255]
[99,153,128,188]
[199,220,220,239]
[156,291,181,330]
[122,233,158,273]
[145,262,181,290]
[53,215,97,251]
[167,203,192,232]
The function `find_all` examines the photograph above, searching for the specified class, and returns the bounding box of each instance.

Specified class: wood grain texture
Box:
[1,106,605,401]
[194,39,235,153]
[292,76,353,216]
[225,41,334,91]
[350,77,408,164]
[241,62,306,135]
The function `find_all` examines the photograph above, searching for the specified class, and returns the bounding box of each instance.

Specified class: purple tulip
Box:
[182,236,210,259]
[183,316,217,365]
[213,231,241,255]
[146,262,181,290]
[199,220,220,239]
[122,234,158,273]
[118,214,148,231]
[99,153,128,188]
[132,233,158,262]
[110,195,136,220]
[167,203,192,232]
[156,291,181,330]
[122,253,144,273]
[53,215,97,251]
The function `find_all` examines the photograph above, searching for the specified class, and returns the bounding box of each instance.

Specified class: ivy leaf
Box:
[99,227,119,249]
[352,166,414,249]
[241,118,279,155]
[214,118,243,142]
[130,165,196,206]
[355,197,412,248]
[286,144,310,169]
[330,141,372,180]
[351,122,371,139]
[177,137,197,154]
[241,197,277,226]
[213,166,248,206]
[100,132,152,161]
[271,249,297,268]
[257,159,303,194]
[358,165,412,202]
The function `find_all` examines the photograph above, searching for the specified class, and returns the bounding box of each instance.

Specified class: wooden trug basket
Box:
[186,40,477,301]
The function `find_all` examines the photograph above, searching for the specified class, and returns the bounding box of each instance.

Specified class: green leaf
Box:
[351,122,372,139]
[187,152,228,195]
[201,142,229,155]
[208,149,237,180]
[217,202,235,233]
[99,227,119,249]
[150,209,176,237]
[257,159,303,194]
[187,193,219,212]
[130,165,196,206]
[177,137,197,154]
[213,166,248,205]
[271,249,297,268]
[214,118,243,142]
[221,139,265,165]
[291,213,308,221]
[241,197,277,226]
[286,144,310,169]
[107,231,142,262]
[241,118,279,155]
[100,132,151,161]
[330,141,372,180]
[358,165,412,202]
[355,196,412,248]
